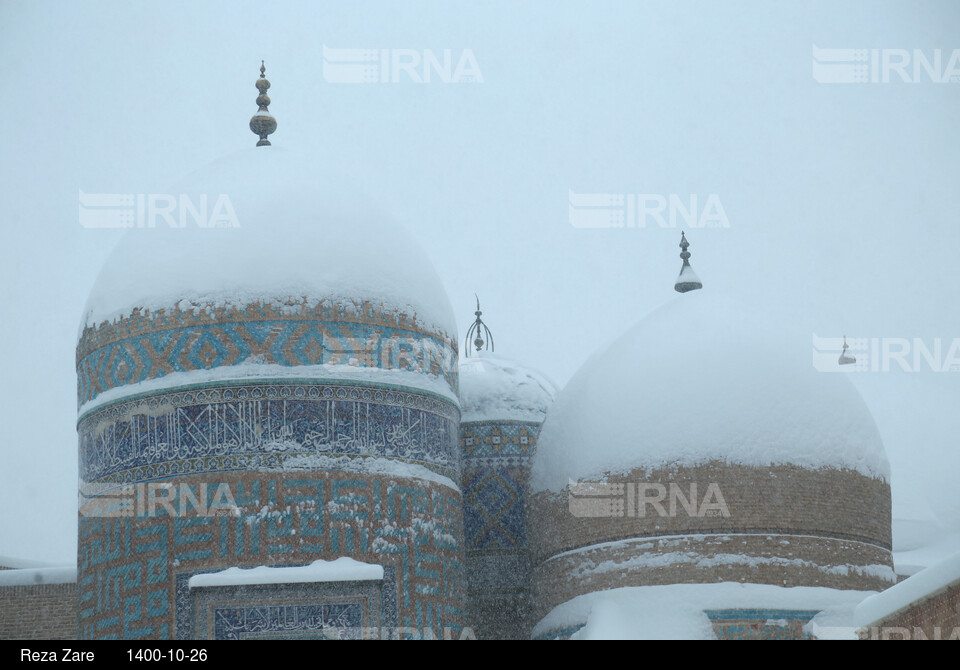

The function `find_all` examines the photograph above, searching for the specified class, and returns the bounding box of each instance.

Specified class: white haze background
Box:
[0,0,958,564]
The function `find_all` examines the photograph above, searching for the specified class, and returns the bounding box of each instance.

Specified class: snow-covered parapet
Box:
[459,352,558,423]
[188,558,384,589]
[0,566,77,586]
[854,551,960,627]
[533,582,874,640]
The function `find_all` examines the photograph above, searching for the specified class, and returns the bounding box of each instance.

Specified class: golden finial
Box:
[249,61,277,147]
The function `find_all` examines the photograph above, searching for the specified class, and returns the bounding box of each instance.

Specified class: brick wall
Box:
[0,583,78,640]
[528,462,894,622]
[859,580,960,640]
[529,463,892,565]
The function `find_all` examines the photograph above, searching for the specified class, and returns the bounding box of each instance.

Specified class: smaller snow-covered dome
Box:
[531,289,890,493]
[459,352,557,423]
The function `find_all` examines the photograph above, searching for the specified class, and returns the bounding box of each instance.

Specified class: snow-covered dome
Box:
[531,289,890,493]
[82,147,455,338]
[527,289,896,635]
[459,352,558,423]
[76,147,459,411]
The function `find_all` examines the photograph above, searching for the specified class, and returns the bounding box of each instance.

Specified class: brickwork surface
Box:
[0,583,78,640]
[529,462,894,622]
[859,580,960,640]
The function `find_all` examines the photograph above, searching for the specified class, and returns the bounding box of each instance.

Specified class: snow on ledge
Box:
[0,566,78,587]
[78,360,459,417]
[534,582,875,640]
[188,558,384,589]
[854,551,960,627]
[271,454,460,493]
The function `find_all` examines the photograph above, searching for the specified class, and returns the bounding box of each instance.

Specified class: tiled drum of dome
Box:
[77,304,465,640]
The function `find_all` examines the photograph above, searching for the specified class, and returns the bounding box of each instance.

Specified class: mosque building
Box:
[2,65,953,641]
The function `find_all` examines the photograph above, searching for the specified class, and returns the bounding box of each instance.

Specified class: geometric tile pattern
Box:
[77,300,458,407]
[79,382,460,485]
[460,421,542,553]
[705,609,820,640]
[460,422,538,469]
[459,420,544,639]
[78,471,464,640]
[463,467,526,551]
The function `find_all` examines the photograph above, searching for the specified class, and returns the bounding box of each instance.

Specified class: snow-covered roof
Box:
[531,290,890,493]
[188,558,384,589]
[892,519,960,576]
[534,582,875,640]
[458,352,558,423]
[0,566,77,586]
[82,147,456,339]
[0,555,68,570]
[854,550,960,627]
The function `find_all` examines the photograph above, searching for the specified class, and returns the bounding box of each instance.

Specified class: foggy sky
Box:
[1,0,958,563]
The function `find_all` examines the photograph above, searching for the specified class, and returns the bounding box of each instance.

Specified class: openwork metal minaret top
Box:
[674,231,703,293]
[839,336,856,365]
[249,61,277,147]
[464,296,494,357]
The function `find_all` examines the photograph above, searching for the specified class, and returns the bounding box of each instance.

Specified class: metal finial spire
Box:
[674,231,703,293]
[464,295,495,357]
[249,60,277,147]
[838,335,856,365]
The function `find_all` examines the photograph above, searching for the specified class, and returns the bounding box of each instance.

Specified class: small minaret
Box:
[839,336,856,365]
[464,295,494,356]
[249,61,277,147]
[674,231,703,293]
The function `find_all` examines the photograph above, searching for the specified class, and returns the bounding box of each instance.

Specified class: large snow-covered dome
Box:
[531,289,890,493]
[82,147,456,338]
[459,352,557,423]
[527,288,895,635]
